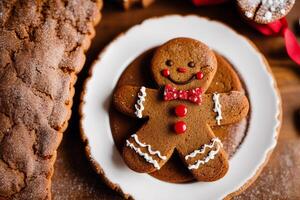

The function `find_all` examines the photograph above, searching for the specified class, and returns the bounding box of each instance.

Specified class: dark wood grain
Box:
[52,0,300,199]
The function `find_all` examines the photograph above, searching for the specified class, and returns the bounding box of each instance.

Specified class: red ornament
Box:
[174,121,187,134]
[175,104,187,117]
[161,68,170,77]
[196,72,204,80]
[177,67,187,73]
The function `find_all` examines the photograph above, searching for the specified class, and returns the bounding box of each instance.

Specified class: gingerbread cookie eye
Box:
[165,59,173,67]
[188,61,195,68]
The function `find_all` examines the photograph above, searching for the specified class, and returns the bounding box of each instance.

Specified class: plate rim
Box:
[79,14,282,199]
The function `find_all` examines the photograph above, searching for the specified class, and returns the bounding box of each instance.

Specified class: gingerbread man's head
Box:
[151,38,217,91]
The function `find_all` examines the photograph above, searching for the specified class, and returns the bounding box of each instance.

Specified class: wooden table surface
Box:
[51,0,300,199]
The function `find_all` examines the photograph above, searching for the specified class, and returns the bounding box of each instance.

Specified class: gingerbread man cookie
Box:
[113,38,249,181]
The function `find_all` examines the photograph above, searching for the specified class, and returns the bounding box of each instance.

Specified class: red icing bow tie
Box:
[163,84,203,104]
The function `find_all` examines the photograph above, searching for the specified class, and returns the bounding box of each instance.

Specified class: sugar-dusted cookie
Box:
[113,38,249,181]
[237,0,295,24]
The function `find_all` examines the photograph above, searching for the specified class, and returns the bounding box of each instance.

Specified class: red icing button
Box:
[196,72,204,80]
[161,68,170,77]
[174,121,187,134]
[175,104,187,117]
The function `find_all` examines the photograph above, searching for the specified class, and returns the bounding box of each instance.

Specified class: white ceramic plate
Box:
[80,15,281,200]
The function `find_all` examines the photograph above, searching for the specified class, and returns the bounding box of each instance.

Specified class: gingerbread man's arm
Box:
[202,91,249,126]
[113,85,159,118]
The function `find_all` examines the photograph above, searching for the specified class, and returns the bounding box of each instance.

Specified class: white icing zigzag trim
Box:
[131,134,167,160]
[213,93,223,125]
[188,139,222,170]
[126,140,160,170]
[134,86,146,118]
[185,138,222,160]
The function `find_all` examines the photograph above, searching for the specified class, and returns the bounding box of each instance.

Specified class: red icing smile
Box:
[163,70,205,85]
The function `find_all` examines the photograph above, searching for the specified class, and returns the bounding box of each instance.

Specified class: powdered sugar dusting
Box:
[280,9,285,14]
[263,11,273,21]
[241,0,294,23]
[261,0,291,22]
[245,11,254,18]
[233,141,300,199]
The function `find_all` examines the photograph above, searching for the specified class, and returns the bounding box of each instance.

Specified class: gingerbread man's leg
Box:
[123,119,176,173]
[114,85,175,173]
[176,124,229,181]
[176,91,249,181]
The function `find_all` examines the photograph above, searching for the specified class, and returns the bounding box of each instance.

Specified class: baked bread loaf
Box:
[0,0,101,199]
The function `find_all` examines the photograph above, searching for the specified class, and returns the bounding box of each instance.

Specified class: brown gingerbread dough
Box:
[109,48,250,183]
[113,38,250,182]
